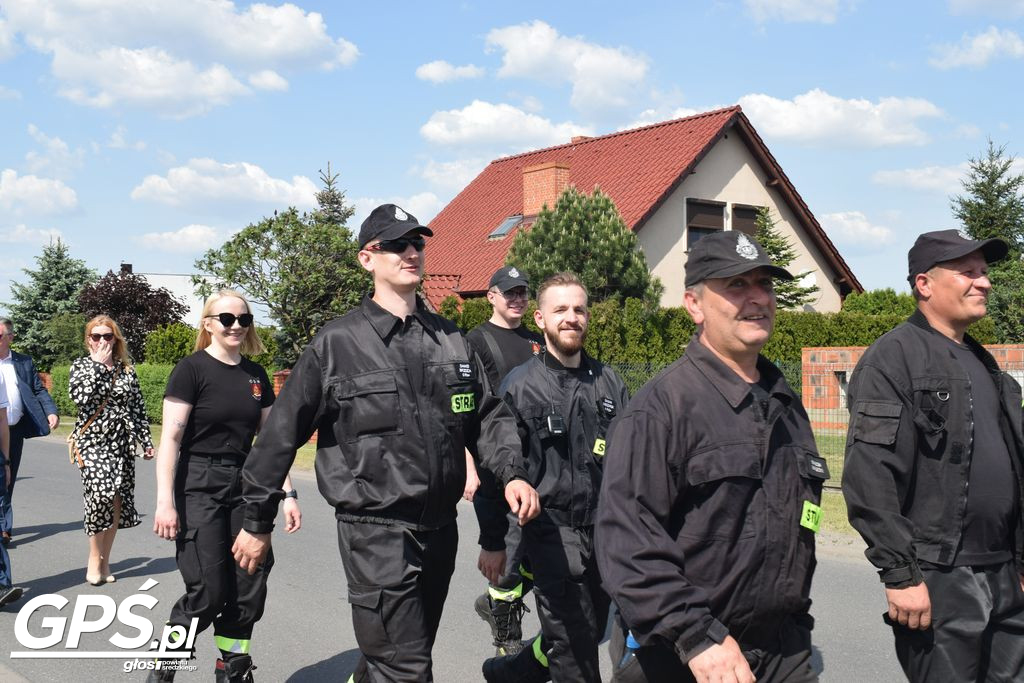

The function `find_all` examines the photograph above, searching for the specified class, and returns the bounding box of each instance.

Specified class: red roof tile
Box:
[425,105,860,299]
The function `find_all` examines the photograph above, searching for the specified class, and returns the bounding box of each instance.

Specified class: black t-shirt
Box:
[946,339,1017,566]
[165,350,275,456]
[466,320,543,390]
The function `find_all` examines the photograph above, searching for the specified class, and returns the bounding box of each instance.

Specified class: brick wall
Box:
[522,161,570,216]
[802,344,1024,430]
[273,369,318,444]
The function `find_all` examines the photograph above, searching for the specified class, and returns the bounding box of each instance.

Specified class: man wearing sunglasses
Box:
[0,317,59,546]
[233,204,540,682]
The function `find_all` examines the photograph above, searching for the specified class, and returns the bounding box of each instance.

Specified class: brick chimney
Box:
[522,162,570,216]
[571,135,592,144]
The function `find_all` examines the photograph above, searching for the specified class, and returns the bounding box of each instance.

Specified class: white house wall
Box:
[636,133,844,312]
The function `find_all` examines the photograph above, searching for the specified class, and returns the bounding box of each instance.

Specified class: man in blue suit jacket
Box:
[0,318,59,545]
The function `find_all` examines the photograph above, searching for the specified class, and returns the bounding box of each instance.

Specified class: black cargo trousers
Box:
[518,520,610,682]
[340,519,459,683]
[168,453,275,652]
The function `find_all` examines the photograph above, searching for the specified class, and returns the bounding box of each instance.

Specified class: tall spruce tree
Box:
[952,140,1024,342]
[753,207,820,309]
[4,239,96,371]
[505,186,662,305]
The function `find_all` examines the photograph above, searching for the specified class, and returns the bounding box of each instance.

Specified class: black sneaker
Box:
[0,585,23,608]
[216,654,256,683]
[474,593,528,655]
[482,648,550,683]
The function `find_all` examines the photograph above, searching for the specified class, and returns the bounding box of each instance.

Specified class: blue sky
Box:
[1,0,1022,314]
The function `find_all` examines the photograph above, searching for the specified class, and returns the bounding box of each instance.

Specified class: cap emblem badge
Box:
[736,232,758,260]
[957,230,971,240]
[394,206,408,221]
[508,267,520,278]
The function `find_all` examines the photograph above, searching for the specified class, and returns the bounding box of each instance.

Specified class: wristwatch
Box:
[283,489,298,500]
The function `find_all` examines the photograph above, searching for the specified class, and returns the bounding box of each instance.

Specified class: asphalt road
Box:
[0,436,905,682]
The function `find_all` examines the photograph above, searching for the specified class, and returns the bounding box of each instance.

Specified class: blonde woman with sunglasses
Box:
[149,289,299,682]
[68,315,154,585]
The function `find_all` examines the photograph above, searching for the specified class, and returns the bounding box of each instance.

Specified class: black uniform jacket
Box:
[843,309,1024,586]
[595,335,827,662]
[499,351,629,529]
[242,295,526,534]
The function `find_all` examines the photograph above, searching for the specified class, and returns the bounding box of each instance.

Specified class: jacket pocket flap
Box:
[347,584,383,609]
[852,400,902,445]
[685,448,762,486]
[855,401,902,418]
[797,451,830,480]
[335,372,398,399]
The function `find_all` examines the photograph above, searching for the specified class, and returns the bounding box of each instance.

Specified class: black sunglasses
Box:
[206,312,254,328]
[89,333,115,342]
[366,237,426,253]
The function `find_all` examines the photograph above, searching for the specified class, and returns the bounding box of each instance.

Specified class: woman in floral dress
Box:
[69,315,153,585]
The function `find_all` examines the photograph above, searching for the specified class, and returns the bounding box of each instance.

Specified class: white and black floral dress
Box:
[69,358,154,535]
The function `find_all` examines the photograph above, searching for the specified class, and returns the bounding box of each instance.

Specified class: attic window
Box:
[686,199,724,250]
[489,214,523,239]
[732,205,764,236]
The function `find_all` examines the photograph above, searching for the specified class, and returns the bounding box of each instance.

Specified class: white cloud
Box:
[745,0,841,23]
[949,0,1024,17]
[352,193,445,233]
[415,60,485,83]
[25,124,84,177]
[0,17,15,60]
[0,169,78,214]
[0,85,20,100]
[52,45,249,117]
[107,125,146,151]
[249,69,289,91]
[873,164,968,194]
[0,223,63,244]
[738,88,943,146]
[2,0,358,116]
[485,20,648,113]
[421,100,592,149]
[135,224,221,252]
[131,158,317,208]
[820,211,894,246]
[416,158,489,192]
[930,26,1024,69]
[620,106,702,131]
[872,158,1024,194]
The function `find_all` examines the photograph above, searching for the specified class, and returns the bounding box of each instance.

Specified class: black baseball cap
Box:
[489,266,529,292]
[358,204,433,248]
[684,231,793,287]
[907,229,1008,284]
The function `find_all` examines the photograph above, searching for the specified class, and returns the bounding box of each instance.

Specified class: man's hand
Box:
[47,414,59,430]
[504,479,540,525]
[464,464,481,502]
[282,498,302,533]
[886,582,932,630]
[478,549,507,586]
[142,447,154,460]
[688,636,755,683]
[232,530,272,575]
[153,503,179,540]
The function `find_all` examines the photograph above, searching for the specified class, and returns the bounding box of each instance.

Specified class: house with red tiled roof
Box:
[423,106,862,311]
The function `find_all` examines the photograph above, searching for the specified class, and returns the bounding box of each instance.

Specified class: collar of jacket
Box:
[360,293,434,342]
[906,308,1000,375]
[541,346,593,376]
[683,333,792,410]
